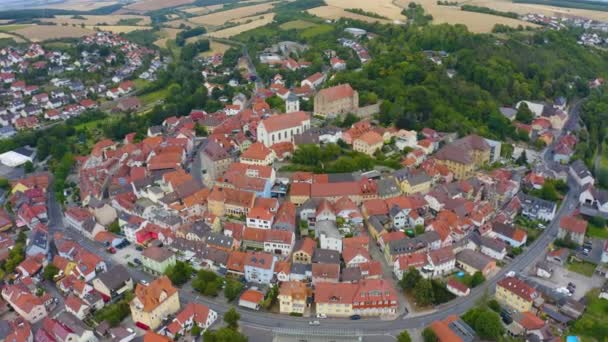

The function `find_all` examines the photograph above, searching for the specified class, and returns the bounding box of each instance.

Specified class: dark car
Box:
[133,258,142,265]
[350,315,361,320]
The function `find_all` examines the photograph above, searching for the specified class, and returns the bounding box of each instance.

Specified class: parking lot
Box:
[527,261,605,300]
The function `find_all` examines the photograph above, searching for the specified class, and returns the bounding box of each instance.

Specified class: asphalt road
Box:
[46,185,581,338]
[44,100,584,337]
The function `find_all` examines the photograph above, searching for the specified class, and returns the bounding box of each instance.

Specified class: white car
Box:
[316,313,327,319]
[309,321,320,326]
[140,280,149,286]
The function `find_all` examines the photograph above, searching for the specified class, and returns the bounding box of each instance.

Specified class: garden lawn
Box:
[567,260,597,277]
[569,289,608,341]
[140,87,169,106]
[279,20,318,30]
[299,24,334,39]
[587,223,608,239]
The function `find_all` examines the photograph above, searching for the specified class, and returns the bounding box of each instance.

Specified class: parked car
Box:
[316,313,327,319]
[350,315,361,320]
[133,258,142,265]
[309,321,320,326]
[106,246,116,254]
[140,279,149,286]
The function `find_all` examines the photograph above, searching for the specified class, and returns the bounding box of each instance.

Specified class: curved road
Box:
[45,102,584,338]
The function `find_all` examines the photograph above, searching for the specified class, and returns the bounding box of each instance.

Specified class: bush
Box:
[422,327,437,342]
[289,312,303,317]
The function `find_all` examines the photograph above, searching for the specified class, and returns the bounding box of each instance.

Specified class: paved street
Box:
[40,99,585,339]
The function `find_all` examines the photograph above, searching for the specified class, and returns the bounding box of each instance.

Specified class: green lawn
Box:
[140,87,169,106]
[279,20,318,30]
[299,24,334,39]
[587,223,608,239]
[567,260,597,277]
[569,289,608,341]
[0,25,28,32]
[133,79,150,90]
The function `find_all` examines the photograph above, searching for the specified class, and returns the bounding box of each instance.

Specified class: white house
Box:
[426,247,456,279]
[256,111,310,147]
[570,160,594,187]
[316,221,342,252]
[244,252,277,284]
[246,208,274,229]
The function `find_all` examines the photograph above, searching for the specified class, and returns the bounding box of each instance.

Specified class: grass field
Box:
[13,25,93,42]
[189,2,277,27]
[140,87,169,106]
[307,6,393,24]
[567,260,597,277]
[89,25,152,33]
[279,20,318,30]
[569,289,608,341]
[40,15,151,26]
[587,223,608,239]
[206,13,276,38]
[299,23,335,39]
[125,0,195,12]
[0,25,30,32]
[154,27,182,49]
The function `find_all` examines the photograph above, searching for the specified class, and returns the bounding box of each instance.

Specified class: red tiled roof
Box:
[260,111,309,133]
[241,142,273,161]
[240,289,265,304]
[497,276,537,302]
[317,84,355,102]
[560,216,588,234]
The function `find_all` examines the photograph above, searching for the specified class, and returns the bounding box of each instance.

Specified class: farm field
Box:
[125,0,195,12]
[307,6,393,24]
[324,0,406,20]
[279,20,318,30]
[0,32,24,42]
[200,40,232,57]
[181,4,224,15]
[28,0,118,11]
[40,15,151,26]
[89,25,152,33]
[12,25,93,42]
[163,19,197,29]
[189,2,277,26]
[154,27,182,49]
[466,0,608,21]
[206,13,276,38]
[394,0,538,32]
[0,25,30,32]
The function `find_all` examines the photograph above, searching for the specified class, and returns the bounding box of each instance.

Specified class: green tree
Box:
[108,219,120,234]
[223,278,244,302]
[223,307,240,330]
[400,268,422,290]
[488,299,501,312]
[0,178,9,190]
[422,327,437,342]
[42,264,60,281]
[191,324,201,336]
[470,271,485,287]
[165,261,194,286]
[195,123,208,137]
[265,95,285,112]
[462,307,504,340]
[203,327,248,342]
[397,330,412,342]
[23,161,34,173]
[414,279,434,306]
[515,102,534,124]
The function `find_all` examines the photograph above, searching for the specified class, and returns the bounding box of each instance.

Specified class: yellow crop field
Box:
[465,0,608,21]
[181,4,224,15]
[41,15,151,26]
[154,27,182,49]
[31,0,118,11]
[0,32,24,42]
[200,40,232,57]
[189,2,277,26]
[394,0,539,32]
[307,6,393,24]
[125,0,195,12]
[206,13,276,38]
[13,25,94,42]
[324,0,406,20]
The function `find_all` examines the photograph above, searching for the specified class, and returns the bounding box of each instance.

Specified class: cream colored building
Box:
[279,281,308,314]
[353,131,383,156]
[141,247,177,276]
[314,283,355,317]
[130,276,180,330]
[314,84,359,119]
[495,276,538,312]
